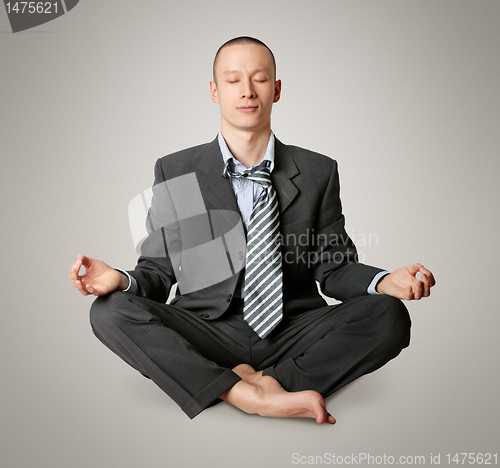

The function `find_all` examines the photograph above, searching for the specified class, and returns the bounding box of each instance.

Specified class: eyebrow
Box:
[223,68,270,75]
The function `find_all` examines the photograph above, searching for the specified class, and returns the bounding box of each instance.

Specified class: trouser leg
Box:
[89,291,242,419]
[258,295,411,397]
[90,292,410,418]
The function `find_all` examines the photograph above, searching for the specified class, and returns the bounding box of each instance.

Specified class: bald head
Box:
[213,36,276,84]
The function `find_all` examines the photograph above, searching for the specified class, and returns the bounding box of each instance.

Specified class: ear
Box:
[210,81,219,103]
[273,79,282,103]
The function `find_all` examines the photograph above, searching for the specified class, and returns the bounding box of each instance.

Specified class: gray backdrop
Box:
[1,1,499,467]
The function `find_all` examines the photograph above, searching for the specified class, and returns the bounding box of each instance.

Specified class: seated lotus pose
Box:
[69,36,435,424]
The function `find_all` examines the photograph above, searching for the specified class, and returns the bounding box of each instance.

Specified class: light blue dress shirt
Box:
[218,131,275,231]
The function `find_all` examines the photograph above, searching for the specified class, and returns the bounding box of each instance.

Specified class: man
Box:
[69,37,435,424]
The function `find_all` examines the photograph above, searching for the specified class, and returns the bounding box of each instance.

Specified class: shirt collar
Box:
[218,131,275,173]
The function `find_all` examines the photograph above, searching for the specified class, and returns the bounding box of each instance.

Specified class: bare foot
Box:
[220,364,336,424]
[232,363,263,382]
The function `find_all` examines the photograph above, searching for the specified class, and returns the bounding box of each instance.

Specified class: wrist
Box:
[115,270,130,291]
[375,274,389,294]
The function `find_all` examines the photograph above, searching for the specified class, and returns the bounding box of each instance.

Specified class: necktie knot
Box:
[223,160,272,188]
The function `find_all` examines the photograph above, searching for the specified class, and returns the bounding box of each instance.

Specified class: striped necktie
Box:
[223,160,283,338]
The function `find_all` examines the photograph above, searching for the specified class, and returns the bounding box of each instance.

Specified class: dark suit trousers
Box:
[89,292,411,419]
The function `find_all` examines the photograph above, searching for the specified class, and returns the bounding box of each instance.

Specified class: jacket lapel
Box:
[195,136,300,217]
[273,138,299,215]
[195,137,240,214]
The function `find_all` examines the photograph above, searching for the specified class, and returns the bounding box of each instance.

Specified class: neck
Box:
[221,125,271,169]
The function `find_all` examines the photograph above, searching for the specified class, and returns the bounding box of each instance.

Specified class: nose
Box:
[241,79,255,99]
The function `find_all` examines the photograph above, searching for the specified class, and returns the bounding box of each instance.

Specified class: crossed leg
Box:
[90,291,410,423]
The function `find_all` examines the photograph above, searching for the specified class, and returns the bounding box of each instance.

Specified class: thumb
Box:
[75,254,100,279]
[77,254,92,268]
[406,263,423,277]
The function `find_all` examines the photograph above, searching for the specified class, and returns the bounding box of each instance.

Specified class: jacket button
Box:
[227,294,232,302]
[238,251,244,260]
[200,314,209,319]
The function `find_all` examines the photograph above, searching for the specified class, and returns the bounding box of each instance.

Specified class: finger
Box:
[326,413,336,424]
[70,276,83,290]
[420,272,431,297]
[406,263,423,277]
[69,267,78,281]
[404,285,414,301]
[413,280,424,300]
[69,258,84,280]
[419,266,436,287]
[407,271,423,290]
[74,279,90,296]
[78,254,94,270]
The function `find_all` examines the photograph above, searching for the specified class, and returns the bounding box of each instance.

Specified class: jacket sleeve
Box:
[127,159,178,303]
[312,159,384,301]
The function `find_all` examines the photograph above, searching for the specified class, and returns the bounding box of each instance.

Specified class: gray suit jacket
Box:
[128,136,384,319]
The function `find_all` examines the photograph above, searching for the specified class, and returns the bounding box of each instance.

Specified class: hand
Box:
[376,263,436,300]
[69,254,127,296]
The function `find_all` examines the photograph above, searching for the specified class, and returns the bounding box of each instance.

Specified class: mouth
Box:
[237,106,258,112]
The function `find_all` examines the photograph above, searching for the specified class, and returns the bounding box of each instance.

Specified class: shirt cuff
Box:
[114,268,139,296]
[367,271,390,295]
